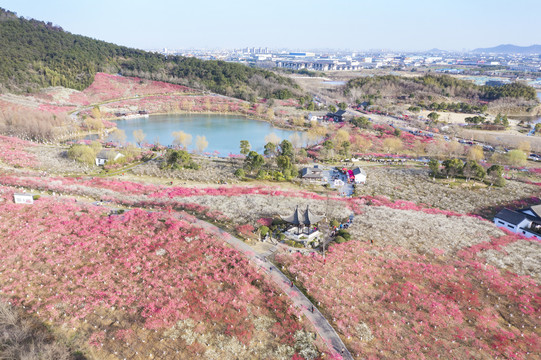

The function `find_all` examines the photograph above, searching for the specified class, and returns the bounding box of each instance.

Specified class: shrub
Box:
[259,226,269,237]
[256,169,268,179]
[272,171,285,181]
[335,236,346,243]
[67,144,96,165]
[162,149,199,170]
[285,239,304,248]
[234,168,245,179]
[336,229,351,241]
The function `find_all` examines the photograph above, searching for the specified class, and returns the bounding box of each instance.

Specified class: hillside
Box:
[0,190,322,359]
[0,165,540,359]
[344,74,538,108]
[0,8,301,101]
[472,44,541,54]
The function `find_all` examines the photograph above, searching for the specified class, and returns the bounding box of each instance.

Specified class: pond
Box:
[322,80,346,86]
[110,114,304,156]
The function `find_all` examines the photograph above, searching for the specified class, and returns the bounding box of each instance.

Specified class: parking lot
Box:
[321,169,354,197]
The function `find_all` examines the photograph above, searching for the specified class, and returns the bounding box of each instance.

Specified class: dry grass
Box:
[27,145,95,174]
[131,157,238,183]
[0,300,75,360]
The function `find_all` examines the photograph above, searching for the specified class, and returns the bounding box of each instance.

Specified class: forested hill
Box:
[345,74,538,103]
[0,8,301,100]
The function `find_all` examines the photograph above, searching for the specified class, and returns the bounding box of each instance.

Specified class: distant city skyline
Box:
[3,0,540,52]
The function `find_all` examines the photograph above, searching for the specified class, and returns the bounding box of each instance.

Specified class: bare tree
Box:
[382,137,403,153]
[289,133,302,149]
[133,129,146,147]
[172,131,192,149]
[466,145,484,162]
[264,132,281,145]
[195,135,209,153]
[333,129,349,147]
[110,128,127,145]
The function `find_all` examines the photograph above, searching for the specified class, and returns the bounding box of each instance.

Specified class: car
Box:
[483,145,495,152]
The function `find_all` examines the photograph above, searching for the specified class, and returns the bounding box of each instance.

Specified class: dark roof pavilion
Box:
[281,205,324,226]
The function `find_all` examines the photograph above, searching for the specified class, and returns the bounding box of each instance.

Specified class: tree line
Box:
[428,158,505,187]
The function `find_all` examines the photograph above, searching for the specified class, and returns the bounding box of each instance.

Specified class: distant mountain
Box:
[472,44,541,54]
[0,8,301,100]
[424,48,448,54]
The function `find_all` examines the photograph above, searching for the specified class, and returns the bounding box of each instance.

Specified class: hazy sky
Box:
[2,0,540,51]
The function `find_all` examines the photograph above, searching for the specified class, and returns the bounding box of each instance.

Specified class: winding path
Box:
[179,213,354,360]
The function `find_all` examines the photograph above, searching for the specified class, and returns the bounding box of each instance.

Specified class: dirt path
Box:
[179,213,354,360]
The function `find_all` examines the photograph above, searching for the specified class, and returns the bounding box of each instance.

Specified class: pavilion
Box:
[281,205,324,243]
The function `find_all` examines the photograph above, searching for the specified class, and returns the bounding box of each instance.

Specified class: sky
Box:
[2,0,540,51]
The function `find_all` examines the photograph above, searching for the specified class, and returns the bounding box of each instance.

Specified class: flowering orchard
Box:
[1,173,509,231]
[80,94,275,121]
[276,240,541,359]
[0,194,315,358]
[37,104,76,114]
[76,73,193,104]
[0,135,38,168]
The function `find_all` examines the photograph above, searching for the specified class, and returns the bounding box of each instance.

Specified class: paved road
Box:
[179,213,354,360]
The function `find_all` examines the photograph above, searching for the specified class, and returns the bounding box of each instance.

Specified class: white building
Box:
[352,167,367,184]
[95,150,124,166]
[493,205,541,240]
[13,193,34,204]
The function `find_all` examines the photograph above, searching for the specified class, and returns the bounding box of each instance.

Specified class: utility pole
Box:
[321,192,331,259]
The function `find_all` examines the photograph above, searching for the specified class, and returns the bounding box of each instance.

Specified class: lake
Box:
[111,114,303,156]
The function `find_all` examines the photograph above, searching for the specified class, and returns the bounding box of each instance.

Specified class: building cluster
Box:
[150,47,541,81]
